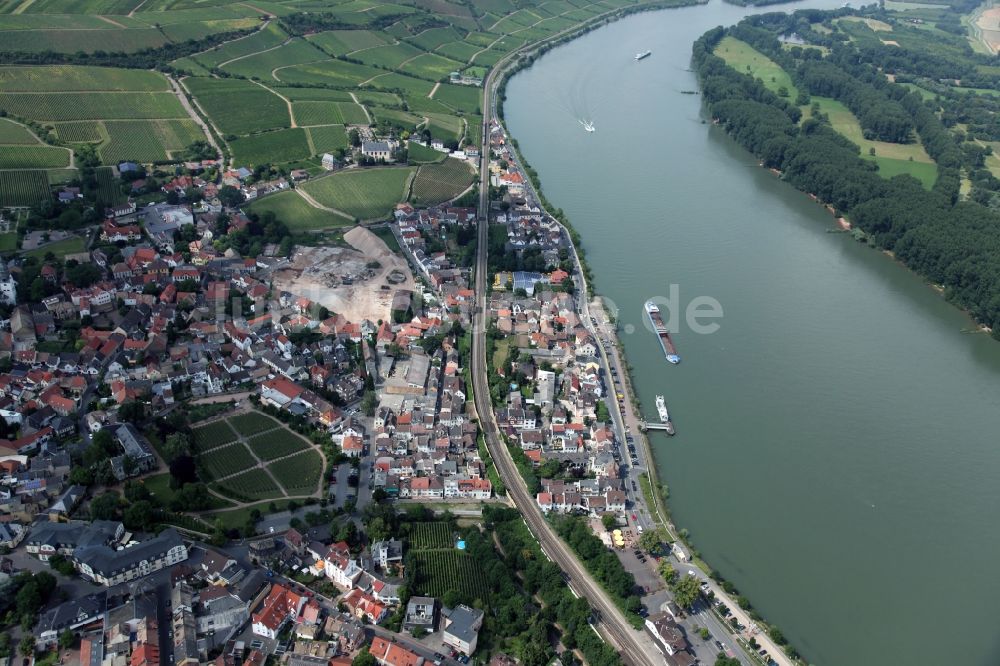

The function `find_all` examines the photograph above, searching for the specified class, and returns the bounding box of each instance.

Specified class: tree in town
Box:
[714,657,740,666]
[657,560,677,584]
[669,573,701,609]
[89,491,121,521]
[638,528,663,553]
[18,636,34,658]
[58,629,76,650]
[353,648,377,666]
[600,514,616,531]
[360,390,377,417]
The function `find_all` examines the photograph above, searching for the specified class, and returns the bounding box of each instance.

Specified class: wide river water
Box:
[504,3,1000,664]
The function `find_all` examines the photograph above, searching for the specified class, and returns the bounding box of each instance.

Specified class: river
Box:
[503,3,1000,665]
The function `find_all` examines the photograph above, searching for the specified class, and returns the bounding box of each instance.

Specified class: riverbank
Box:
[490,12,808,666]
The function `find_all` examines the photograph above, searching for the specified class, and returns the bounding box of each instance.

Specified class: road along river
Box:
[503,2,1000,664]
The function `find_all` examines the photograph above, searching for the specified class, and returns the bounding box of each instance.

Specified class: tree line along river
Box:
[503,1,1000,664]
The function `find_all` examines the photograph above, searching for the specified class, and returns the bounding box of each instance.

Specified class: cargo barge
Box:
[645,301,681,364]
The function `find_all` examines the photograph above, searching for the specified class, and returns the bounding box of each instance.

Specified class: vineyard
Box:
[269,450,323,494]
[215,468,285,502]
[192,419,238,453]
[229,411,281,437]
[0,66,167,93]
[246,430,311,461]
[410,158,475,205]
[247,190,350,231]
[301,167,415,221]
[0,170,50,207]
[183,78,290,135]
[410,550,490,604]
[0,92,186,121]
[200,442,256,480]
[306,126,349,156]
[409,522,455,550]
[0,145,69,169]
[229,128,311,167]
[100,119,205,164]
[0,119,38,144]
[292,101,367,127]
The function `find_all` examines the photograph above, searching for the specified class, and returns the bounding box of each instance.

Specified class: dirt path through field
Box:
[295,187,354,220]
[171,75,225,164]
[428,82,440,99]
[12,0,35,14]
[349,92,372,123]
[218,34,289,69]
[128,0,149,17]
[96,15,128,28]
[251,80,297,127]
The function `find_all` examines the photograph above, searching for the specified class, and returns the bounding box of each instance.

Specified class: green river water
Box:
[503,3,1000,664]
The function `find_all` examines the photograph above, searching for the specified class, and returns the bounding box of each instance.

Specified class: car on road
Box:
[631,513,637,521]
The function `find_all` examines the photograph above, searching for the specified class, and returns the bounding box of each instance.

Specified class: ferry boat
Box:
[580,119,595,133]
[635,50,652,61]
[655,395,675,435]
[645,301,681,364]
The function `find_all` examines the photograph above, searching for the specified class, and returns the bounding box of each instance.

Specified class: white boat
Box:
[635,50,651,61]
[580,119,595,133]
[655,395,669,422]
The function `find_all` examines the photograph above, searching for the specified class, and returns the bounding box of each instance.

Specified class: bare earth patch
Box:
[272,226,414,323]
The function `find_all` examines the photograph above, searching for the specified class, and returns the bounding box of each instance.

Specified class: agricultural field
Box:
[714,36,799,99]
[305,29,391,55]
[193,21,288,69]
[0,170,49,207]
[51,122,103,143]
[199,442,256,480]
[221,38,327,80]
[100,119,206,163]
[292,101,368,126]
[0,119,37,145]
[432,83,482,114]
[0,66,167,92]
[247,189,352,230]
[275,87,357,103]
[307,125,351,155]
[229,411,282,437]
[184,77,289,135]
[399,53,465,80]
[192,419,238,453]
[410,158,475,204]
[409,521,455,549]
[246,429,311,461]
[424,112,465,141]
[410,550,490,603]
[94,166,125,205]
[230,128,311,166]
[354,42,425,70]
[436,40,482,62]
[0,145,70,169]
[215,468,285,502]
[269,450,323,494]
[0,92,185,121]
[300,167,415,220]
[407,26,464,51]
[407,140,446,164]
[275,59,384,88]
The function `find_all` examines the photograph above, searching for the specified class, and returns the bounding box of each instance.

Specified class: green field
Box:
[0,170,49,207]
[292,101,368,126]
[100,119,206,164]
[52,121,104,143]
[301,167,415,220]
[275,87,357,102]
[200,442,256,480]
[0,118,38,144]
[275,59,384,87]
[399,53,465,81]
[407,140,446,164]
[0,92,186,121]
[305,29,391,55]
[246,429,311,461]
[94,166,125,204]
[192,419,239,453]
[433,83,482,114]
[808,96,936,187]
[194,21,288,68]
[247,190,352,230]
[221,38,327,80]
[184,78,290,135]
[410,550,490,603]
[230,128,311,166]
[24,235,86,260]
[410,158,474,204]
[215,468,285,501]
[407,26,464,50]
[269,450,323,494]
[409,521,454,549]
[424,112,465,141]
[229,411,282,437]
[307,125,350,154]
[714,36,799,99]
[0,145,70,169]
[0,65,167,92]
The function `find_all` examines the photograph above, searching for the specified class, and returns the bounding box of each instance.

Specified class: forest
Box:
[695,10,1000,338]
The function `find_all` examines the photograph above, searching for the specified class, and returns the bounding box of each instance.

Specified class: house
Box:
[370,636,424,666]
[645,612,689,656]
[371,538,403,570]
[108,423,157,479]
[342,588,387,624]
[261,377,304,408]
[441,605,483,655]
[252,584,305,639]
[402,596,436,632]
[35,591,108,646]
